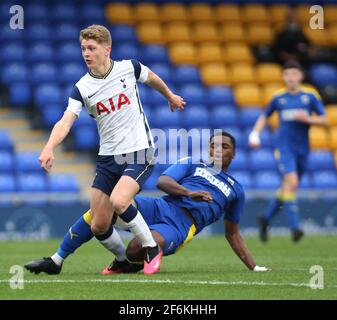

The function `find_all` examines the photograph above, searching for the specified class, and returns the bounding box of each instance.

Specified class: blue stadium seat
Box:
[181,105,210,129]
[54,23,80,42]
[222,127,244,148]
[255,171,281,189]
[148,63,171,82]
[35,84,63,106]
[31,63,57,84]
[8,83,31,106]
[147,88,170,107]
[228,149,248,171]
[110,25,138,43]
[249,149,277,171]
[15,152,41,173]
[58,63,86,85]
[48,174,79,192]
[26,23,51,42]
[299,173,313,189]
[179,84,206,105]
[243,127,274,149]
[73,110,96,128]
[25,3,48,22]
[1,63,28,85]
[228,170,253,189]
[239,108,263,128]
[312,171,337,189]
[207,86,235,106]
[152,106,183,128]
[172,66,201,85]
[28,43,54,63]
[79,3,105,24]
[0,130,14,152]
[137,84,151,106]
[17,174,47,192]
[51,3,76,22]
[41,105,64,128]
[210,107,239,129]
[56,42,82,63]
[307,151,335,171]
[0,151,14,173]
[140,45,169,65]
[1,43,26,62]
[0,174,16,192]
[0,23,23,41]
[73,125,99,150]
[310,64,337,87]
[112,43,139,61]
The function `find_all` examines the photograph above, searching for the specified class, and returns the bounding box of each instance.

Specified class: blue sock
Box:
[57,210,94,259]
[284,199,300,231]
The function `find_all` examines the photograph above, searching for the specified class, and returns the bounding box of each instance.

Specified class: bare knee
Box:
[282,174,299,193]
[110,196,130,215]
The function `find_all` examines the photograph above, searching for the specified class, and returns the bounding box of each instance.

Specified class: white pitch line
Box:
[0,278,336,288]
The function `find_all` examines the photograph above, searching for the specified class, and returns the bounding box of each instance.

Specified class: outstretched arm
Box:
[248,115,267,149]
[145,70,186,112]
[225,219,271,271]
[39,111,77,173]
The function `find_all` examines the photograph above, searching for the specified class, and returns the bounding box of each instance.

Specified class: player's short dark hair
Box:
[283,61,304,73]
[210,131,236,151]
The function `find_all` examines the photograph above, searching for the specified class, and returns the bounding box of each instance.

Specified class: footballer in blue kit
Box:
[249,61,327,242]
[25,131,270,274]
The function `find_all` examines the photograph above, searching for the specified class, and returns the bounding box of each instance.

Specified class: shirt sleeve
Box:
[224,188,245,224]
[66,85,83,117]
[264,96,278,118]
[131,59,150,83]
[161,157,194,182]
[311,93,325,116]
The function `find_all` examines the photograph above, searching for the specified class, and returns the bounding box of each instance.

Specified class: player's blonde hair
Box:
[79,25,112,47]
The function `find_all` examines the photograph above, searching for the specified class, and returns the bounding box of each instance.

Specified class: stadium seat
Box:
[325,5,337,25]
[17,174,47,192]
[310,64,337,87]
[134,3,160,23]
[73,125,99,150]
[207,86,235,105]
[188,4,214,23]
[169,42,197,65]
[181,105,210,129]
[256,63,283,84]
[48,174,79,192]
[270,4,289,26]
[0,23,23,41]
[304,27,328,46]
[239,108,264,128]
[79,3,105,24]
[26,23,51,42]
[295,5,313,25]
[218,23,245,43]
[73,110,95,128]
[179,84,206,105]
[309,126,329,150]
[307,151,335,171]
[58,63,86,85]
[148,63,171,83]
[235,84,262,107]
[223,127,244,148]
[319,84,337,104]
[247,24,274,45]
[191,23,219,43]
[112,43,139,61]
[215,4,241,23]
[325,106,337,126]
[299,173,313,189]
[0,174,16,192]
[210,107,239,129]
[165,22,191,43]
[249,149,277,171]
[109,25,138,43]
[151,106,183,128]
[312,171,337,189]
[35,84,63,106]
[224,43,254,64]
[1,63,28,85]
[140,45,169,65]
[0,151,14,173]
[255,171,281,189]
[228,149,248,171]
[51,3,76,22]
[329,127,337,150]
[0,130,14,152]
[197,43,223,64]
[15,152,41,173]
[242,4,269,23]
[200,63,228,86]
[105,3,134,25]
[54,23,80,42]
[229,64,255,85]
[8,83,31,106]
[24,3,48,22]
[56,42,82,63]
[31,63,57,84]
[172,65,201,85]
[137,23,165,45]
[228,170,253,189]
[261,82,284,106]
[28,43,54,63]
[161,3,188,23]
[41,106,65,128]
[1,43,26,62]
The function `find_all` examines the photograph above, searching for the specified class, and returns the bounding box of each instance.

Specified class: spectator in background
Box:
[272,9,315,68]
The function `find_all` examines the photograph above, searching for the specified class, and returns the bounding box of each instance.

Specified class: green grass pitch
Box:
[0,235,336,300]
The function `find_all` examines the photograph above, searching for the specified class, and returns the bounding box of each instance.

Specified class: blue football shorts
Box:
[134,195,197,256]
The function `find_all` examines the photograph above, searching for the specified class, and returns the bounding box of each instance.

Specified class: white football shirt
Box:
[66,59,154,155]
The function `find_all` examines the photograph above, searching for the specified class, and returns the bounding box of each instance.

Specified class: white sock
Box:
[115,217,129,230]
[125,211,157,248]
[99,229,127,262]
[51,253,64,266]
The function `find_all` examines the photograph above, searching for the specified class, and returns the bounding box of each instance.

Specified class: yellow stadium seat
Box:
[191,23,219,43]
[223,43,254,64]
[215,4,241,23]
[326,106,337,127]
[304,27,328,46]
[247,24,274,45]
[242,5,269,23]
[229,63,255,85]
[235,84,262,107]
[328,24,337,46]
[325,5,337,25]
[165,22,191,43]
[256,63,283,84]
[188,4,215,23]
[161,3,188,22]
[309,126,329,150]
[169,42,197,65]
[218,23,245,43]
[329,127,337,150]
[197,43,223,64]
[270,5,290,25]
[105,3,133,25]
[261,82,284,107]
[134,3,160,23]
[137,23,165,45]
[295,5,311,25]
[200,63,229,86]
